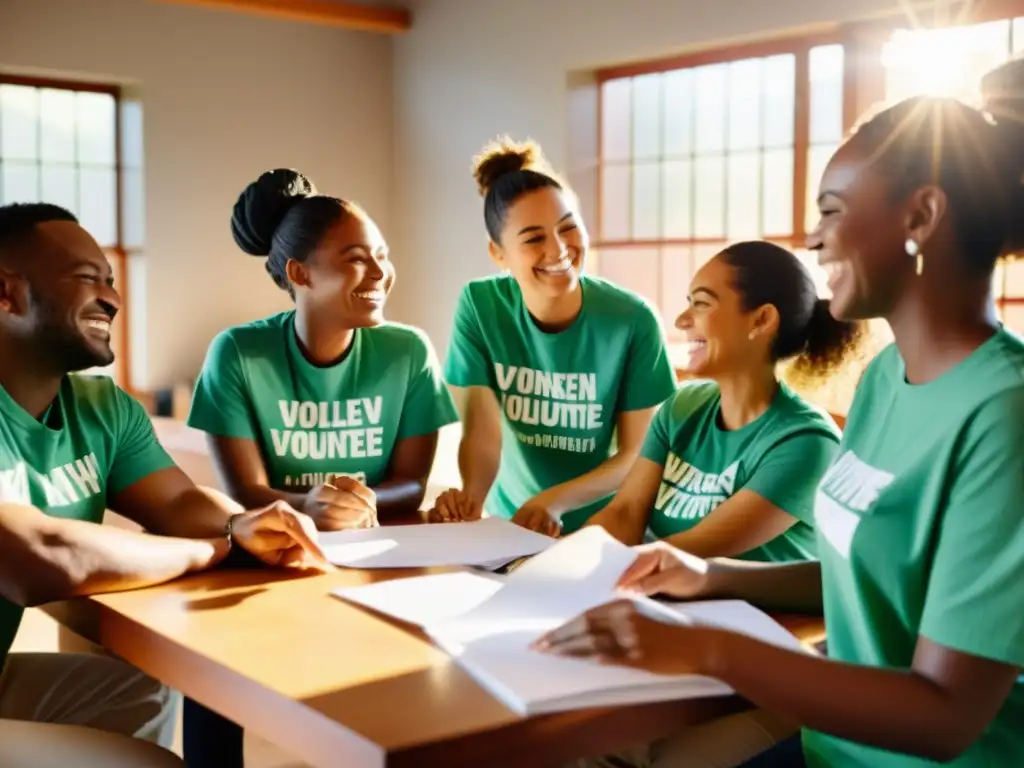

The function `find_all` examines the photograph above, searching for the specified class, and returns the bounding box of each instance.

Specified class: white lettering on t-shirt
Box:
[0,453,103,509]
[494,364,603,452]
[270,398,384,461]
[815,450,894,558]
[653,453,738,521]
[281,470,367,488]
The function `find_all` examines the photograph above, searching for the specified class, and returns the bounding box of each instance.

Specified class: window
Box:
[878,15,1024,325]
[595,37,841,336]
[0,75,139,389]
[594,9,1024,339]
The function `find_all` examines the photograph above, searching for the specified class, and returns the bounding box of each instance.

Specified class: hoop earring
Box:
[905,238,923,276]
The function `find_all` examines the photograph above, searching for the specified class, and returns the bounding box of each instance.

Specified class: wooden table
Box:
[69,562,822,768]
[54,418,823,766]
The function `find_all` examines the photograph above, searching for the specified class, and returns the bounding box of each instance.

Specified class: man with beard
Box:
[0,202,330,766]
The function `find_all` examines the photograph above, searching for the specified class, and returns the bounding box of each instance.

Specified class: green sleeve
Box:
[744,432,839,525]
[187,331,257,439]
[443,284,494,388]
[919,389,1024,668]
[638,399,673,466]
[107,388,175,495]
[617,302,677,412]
[397,330,461,440]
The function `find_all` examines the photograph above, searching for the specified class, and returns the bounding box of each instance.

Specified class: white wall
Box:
[388,0,897,356]
[0,0,393,389]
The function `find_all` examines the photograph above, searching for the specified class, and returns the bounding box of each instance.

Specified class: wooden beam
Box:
[151,0,411,34]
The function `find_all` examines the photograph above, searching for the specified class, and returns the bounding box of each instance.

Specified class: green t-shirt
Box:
[443,275,677,532]
[188,312,459,490]
[640,380,837,561]
[0,375,174,664]
[805,329,1024,767]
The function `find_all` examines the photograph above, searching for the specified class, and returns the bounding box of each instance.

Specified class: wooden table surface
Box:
[79,561,823,768]
[61,417,825,767]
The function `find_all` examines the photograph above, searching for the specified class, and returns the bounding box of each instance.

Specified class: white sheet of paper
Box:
[332,527,804,715]
[333,571,505,626]
[319,517,554,569]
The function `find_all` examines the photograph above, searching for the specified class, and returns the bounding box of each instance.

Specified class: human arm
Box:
[430,385,502,522]
[581,456,662,545]
[0,501,227,606]
[514,406,657,534]
[536,604,1017,763]
[663,432,837,557]
[541,392,1024,761]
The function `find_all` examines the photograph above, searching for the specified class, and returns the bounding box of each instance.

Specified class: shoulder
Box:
[362,322,436,356]
[581,275,661,323]
[771,385,842,442]
[460,275,518,306]
[206,311,291,358]
[64,375,144,424]
[664,379,719,421]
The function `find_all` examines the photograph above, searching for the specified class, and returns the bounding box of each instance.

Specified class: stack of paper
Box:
[333,528,805,715]
[319,517,554,569]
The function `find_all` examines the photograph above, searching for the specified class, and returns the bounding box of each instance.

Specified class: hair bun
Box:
[231,169,316,256]
[471,136,545,196]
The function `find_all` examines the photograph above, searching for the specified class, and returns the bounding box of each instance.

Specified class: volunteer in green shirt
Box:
[184,169,458,768]
[431,138,677,535]
[0,203,328,767]
[188,169,458,530]
[589,240,863,563]
[538,96,1024,768]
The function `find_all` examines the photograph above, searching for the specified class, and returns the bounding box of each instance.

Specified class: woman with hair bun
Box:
[183,169,458,767]
[539,95,1024,768]
[587,240,866,563]
[430,138,677,535]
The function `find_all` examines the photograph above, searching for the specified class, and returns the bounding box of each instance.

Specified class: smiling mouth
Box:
[353,290,386,304]
[82,317,112,337]
[535,257,574,276]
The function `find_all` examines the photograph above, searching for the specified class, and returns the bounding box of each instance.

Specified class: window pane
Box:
[601,79,632,162]
[663,69,694,158]
[76,92,116,165]
[598,247,661,306]
[631,161,660,239]
[39,89,76,163]
[0,85,40,161]
[762,54,795,148]
[1004,258,1024,295]
[78,166,117,246]
[882,22,1011,104]
[662,160,692,239]
[1001,303,1024,334]
[805,144,837,234]
[726,152,760,239]
[694,155,725,238]
[1015,18,1024,53]
[41,164,77,214]
[660,246,691,332]
[694,64,727,154]
[810,45,845,145]
[763,148,794,236]
[728,58,762,151]
[122,168,145,249]
[120,100,144,169]
[1,161,40,203]
[632,74,662,161]
[600,163,630,240]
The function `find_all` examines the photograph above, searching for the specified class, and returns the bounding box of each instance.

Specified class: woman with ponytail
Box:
[587,240,865,563]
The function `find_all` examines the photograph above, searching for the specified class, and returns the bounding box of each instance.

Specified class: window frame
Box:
[0,72,132,391]
[592,0,1024,330]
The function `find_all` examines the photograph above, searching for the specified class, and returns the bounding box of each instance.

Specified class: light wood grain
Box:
[59,418,825,766]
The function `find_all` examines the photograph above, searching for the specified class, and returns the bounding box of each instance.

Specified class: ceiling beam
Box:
[151,0,412,34]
